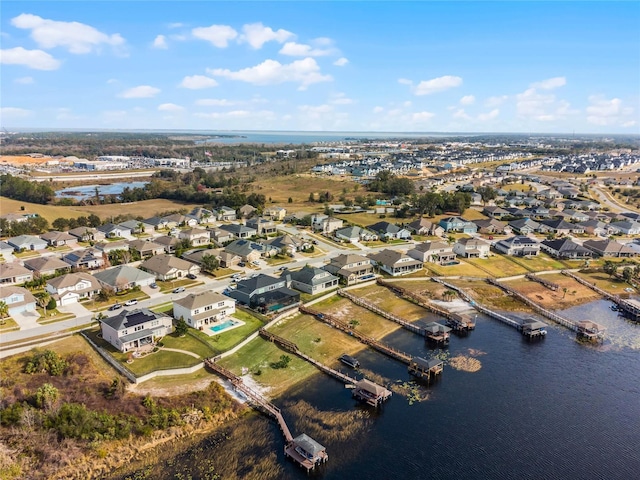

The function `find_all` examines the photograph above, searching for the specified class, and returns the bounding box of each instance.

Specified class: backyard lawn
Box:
[505,252,568,272]
[465,255,530,277]
[188,310,265,355]
[424,260,488,277]
[573,271,633,296]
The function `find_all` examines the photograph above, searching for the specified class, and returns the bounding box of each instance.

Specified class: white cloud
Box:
[460,95,475,105]
[452,108,471,120]
[168,23,185,29]
[333,57,349,67]
[106,78,119,84]
[400,75,463,95]
[208,57,332,90]
[478,109,500,121]
[158,103,184,112]
[586,95,635,127]
[119,85,161,98]
[15,76,35,84]
[531,76,566,90]
[279,42,334,57]
[180,75,218,89]
[195,98,237,107]
[299,104,333,116]
[485,95,508,107]
[153,34,168,49]
[373,106,384,113]
[192,24,238,48]
[194,109,275,120]
[411,111,436,122]
[329,93,353,105]
[0,47,60,70]
[1,107,32,118]
[240,22,294,49]
[11,13,125,54]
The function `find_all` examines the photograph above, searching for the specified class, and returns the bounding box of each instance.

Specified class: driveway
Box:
[11,310,41,330]
[58,301,91,318]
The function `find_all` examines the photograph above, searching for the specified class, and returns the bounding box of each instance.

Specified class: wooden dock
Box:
[525,273,560,291]
[258,329,358,386]
[562,270,640,322]
[337,288,428,338]
[376,279,475,331]
[408,357,444,382]
[205,358,327,471]
[487,278,606,340]
[299,305,413,365]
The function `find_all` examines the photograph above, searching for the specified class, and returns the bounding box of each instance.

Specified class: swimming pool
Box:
[210,319,238,333]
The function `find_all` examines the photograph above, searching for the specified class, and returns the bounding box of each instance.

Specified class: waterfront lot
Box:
[424,260,488,277]
[503,274,600,309]
[447,278,534,312]
[505,252,568,272]
[464,255,530,277]
[572,270,633,296]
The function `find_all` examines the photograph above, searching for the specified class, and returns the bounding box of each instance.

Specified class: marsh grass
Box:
[285,400,372,443]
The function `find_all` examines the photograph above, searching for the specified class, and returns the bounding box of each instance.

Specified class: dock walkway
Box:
[299,305,412,365]
[525,273,560,291]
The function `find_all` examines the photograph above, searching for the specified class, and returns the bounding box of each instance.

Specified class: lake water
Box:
[116,299,640,479]
[55,182,148,200]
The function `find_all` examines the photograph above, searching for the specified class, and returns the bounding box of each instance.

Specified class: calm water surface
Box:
[55,181,148,200]
[126,299,640,479]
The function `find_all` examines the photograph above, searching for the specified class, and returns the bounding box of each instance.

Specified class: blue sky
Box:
[1,1,639,133]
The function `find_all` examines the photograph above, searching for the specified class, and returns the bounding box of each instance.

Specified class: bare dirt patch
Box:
[504,274,600,309]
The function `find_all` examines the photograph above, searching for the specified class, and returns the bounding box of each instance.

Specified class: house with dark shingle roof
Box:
[539,218,584,235]
[367,221,411,240]
[508,218,541,234]
[323,253,375,285]
[228,274,300,312]
[23,256,71,276]
[140,254,200,281]
[438,216,477,234]
[334,225,379,243]
[100,308,173,352]
[582,239,638,258]
[281,265,339,294]
[93,265,155,291]
[540,238,593,259]
[62,248,105,270]
[224,239,274,262]
[40,231,78,247]
[406,218,445,236]
[219,223,257,239]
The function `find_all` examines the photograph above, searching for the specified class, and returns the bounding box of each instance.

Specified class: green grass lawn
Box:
[0,317,20,332]
[158,278,200,293]
[91,290,150,311]
[265,256,294,266]
[47,245,72,253]
[506,252,568,272]
[300,287,340,304]
[36,308,74,324]
[464,255,530,277]
[573,271,632,296]
[188,310,265,355]
[162,332,216,359]
[211,267,239,278]
[306,232,358,249]
[150,302,173,314]
[14,250,40,259]
[424,261,489,277]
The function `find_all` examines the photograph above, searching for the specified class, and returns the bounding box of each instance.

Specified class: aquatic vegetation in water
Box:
[449,355,482,373]
[467,348,487,357]
[393,380,430,405]
[285,400,372,443]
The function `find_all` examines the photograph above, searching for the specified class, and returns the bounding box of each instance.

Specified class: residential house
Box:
[334,225,378,243]
[173,291,236,330]
[95,240,130,254]
[368,249,423,276]
[0,213,28,223]
[540,238,593,259]
[508,218,541,235]
[217,206,237,222]
[406,218,445,237]
[238,204,257,219]
[263,206,287,221]
[408,241,456,265]
[228,274,300,312]
[45,272,102,305]
[179,228,211,247]
[119,220,155,235]
[93,265,156,291]
[323,253,375,285]
[128,239,166,258]
[311,214,344,234]
[282,265,339,295]
[472,219,510,235]
[218,251,242,268]
[187,207,216,225]
[224,239,274,262]
[246,217,277,235]
[609,220,640,235]
[163,213,197,228]
[140,254,200,281]
[539,218,584,235]
[182,248,221,267]
[0,286,37,316]
[153,235,180,254]
[97,223,131,238]
[582,240,638,258]
[367,221,412,240]
[208,228,235,246]
[62,248,105,270]
[438,217,478,234]
[143,216,169,231]
[100,308,173,352]
[219,223,257,239]
[261,234,308,255]
[40,231,78,247]
[67,227,105,242]
[453,238,491,258]
[7,235,48,252]
[23,256,71,276]
[560,209,590,223]
[482,206,510,219]
[494,236,540,256]
[577,220,613,237]
[0,263,33,285]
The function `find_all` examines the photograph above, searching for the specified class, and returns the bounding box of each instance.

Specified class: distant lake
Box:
[55,182,148,200]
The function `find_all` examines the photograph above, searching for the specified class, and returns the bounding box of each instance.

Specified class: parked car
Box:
[186,273,197,280]
[231,273,241,279]
[172,287,185,293]
[108,303,122,311]
[251,260,260,266]
[124,299,138,306]
[278,266,287,271]
[238,262,246,267]
[150,283,158,289]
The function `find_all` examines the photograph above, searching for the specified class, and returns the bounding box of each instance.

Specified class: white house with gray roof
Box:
[100,308,173,352]
[93,265,155,291]
[173,291,236,330]
[7,235,47,252]
[368,249,423,276]
[282,265,339,295]
[46,272,102,305]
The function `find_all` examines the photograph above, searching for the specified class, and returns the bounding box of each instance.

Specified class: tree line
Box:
[0,174,55,204]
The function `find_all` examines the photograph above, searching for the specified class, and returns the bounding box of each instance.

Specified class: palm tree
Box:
[0,301,9,325]
[36,292,51,316]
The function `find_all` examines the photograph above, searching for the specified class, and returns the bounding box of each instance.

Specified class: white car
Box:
[124,299,138,306]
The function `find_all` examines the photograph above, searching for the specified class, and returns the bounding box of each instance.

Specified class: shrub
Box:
[47,298,57,310]
[24,350,68,376]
